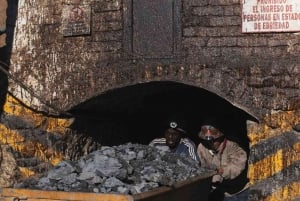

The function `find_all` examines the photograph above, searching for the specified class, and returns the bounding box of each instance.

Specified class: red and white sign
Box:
[242,0,300,33]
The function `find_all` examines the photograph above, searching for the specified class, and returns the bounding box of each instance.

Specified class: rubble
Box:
[15,143,210,195]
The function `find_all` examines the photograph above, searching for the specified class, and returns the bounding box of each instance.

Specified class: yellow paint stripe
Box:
[249,142,300,182]
[1,94,71,178]
[0,124,64,167]
[45,117,74,134]
[248,111,300,146]
[3,94,73,134]
[263,181,300,201]
[19,167,35,178]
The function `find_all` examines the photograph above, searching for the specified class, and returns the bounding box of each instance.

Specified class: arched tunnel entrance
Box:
[68,81,258,155]
[1,81,259,198]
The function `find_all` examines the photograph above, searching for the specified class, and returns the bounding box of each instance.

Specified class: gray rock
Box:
[16,143,209,195]
[47,161,77,180]
[103,177,124,188]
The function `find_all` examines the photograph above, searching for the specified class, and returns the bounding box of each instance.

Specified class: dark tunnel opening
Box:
[68,81,258,155]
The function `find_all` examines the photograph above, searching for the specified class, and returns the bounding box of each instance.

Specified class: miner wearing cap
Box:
[149,120,200,162]
[197,119,249,201]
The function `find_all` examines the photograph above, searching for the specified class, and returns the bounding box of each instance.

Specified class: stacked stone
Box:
[15,143,208,194]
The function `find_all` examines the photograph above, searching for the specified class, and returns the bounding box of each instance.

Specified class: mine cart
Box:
[0,172,214,201]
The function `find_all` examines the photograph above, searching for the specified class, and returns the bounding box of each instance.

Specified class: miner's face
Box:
[165,128,182,149]
[199,125,224,151]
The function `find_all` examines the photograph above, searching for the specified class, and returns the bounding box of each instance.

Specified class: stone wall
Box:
[6,0,300,119]
[0,0,300,200]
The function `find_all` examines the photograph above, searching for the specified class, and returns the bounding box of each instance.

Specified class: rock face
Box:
[15,143,210,194]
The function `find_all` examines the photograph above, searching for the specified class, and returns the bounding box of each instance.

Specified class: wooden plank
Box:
[0,171,215,201]
[0,188,133,201]
[133,171,215,201]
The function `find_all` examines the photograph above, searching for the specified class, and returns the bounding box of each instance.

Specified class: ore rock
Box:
[15,143,211,195]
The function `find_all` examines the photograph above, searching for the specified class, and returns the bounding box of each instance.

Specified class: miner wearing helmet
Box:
[197,118,249,201]
[149,118,200,163]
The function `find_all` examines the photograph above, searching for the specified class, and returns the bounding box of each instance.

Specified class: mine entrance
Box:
[68,81,257,155]
[5,80,258,198]
[66,81,257,197]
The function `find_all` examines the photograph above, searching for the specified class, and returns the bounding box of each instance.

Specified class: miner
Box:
[197,118,249,201]
[149,118,200,162]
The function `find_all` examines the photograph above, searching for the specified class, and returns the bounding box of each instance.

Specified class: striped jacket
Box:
[149,138,200,162]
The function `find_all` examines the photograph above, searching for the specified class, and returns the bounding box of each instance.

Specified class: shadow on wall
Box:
[0,0,18,115]
[68,81,258,155]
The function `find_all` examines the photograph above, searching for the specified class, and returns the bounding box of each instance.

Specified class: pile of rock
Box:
[15,143,209,195]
